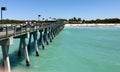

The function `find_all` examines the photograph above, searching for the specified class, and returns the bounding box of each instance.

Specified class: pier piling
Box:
[51,28,54,40]
[17,36,30,66]
[22,38,30,66]
[0,39,11,72]
[49,27,52,42]
[33,31,39,56]
[44,28,49,45]
[18,38,22,56]
[39,30,45,49]
[27,33,32,50]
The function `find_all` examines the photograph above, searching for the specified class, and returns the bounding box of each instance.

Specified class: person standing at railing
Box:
[26,20,32,27]
[29,21,32,26]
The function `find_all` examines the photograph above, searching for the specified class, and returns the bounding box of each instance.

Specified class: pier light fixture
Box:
[42,18,45,21]
[38,15,41,22]
[1,7,7,11]
[0,7,7,31]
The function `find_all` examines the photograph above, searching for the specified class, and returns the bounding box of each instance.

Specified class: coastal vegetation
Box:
[68,17,120,24]
[0,19,36,24]
[1,18,120,24]
[58,17,120,24]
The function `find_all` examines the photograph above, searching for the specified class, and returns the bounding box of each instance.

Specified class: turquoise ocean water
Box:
[0,26,120,72]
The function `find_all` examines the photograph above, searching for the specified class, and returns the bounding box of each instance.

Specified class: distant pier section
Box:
[0,21,65,72]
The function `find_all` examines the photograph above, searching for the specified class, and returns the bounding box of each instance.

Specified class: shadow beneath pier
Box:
[0,37,44,70]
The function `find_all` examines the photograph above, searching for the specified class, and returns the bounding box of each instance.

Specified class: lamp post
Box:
[42,18,45,21]
[1,7,7,27]
[49,17,52,21]
[0,7,7,31]
[38,15,41,24]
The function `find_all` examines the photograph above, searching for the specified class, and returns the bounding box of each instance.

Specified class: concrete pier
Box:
[0,22,65,72]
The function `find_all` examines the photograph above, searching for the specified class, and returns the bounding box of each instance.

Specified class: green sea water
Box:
[0,26,120,72]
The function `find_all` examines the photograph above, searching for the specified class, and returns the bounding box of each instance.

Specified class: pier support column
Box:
[18,37,30,66]
[51,28,54,40]
[49,28,52,42]
[22,38,30,66]
[33,31,39,56]
[54,28,57,37]
[52,28,56,37]
[27,33,32,50]
[1,39,11,72]
[44,28,49,45]
[39,30,45,49]
[18,38,22,56]
[56,28,59,35]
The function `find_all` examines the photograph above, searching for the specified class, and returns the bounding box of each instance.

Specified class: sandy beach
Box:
[65,23,120,27]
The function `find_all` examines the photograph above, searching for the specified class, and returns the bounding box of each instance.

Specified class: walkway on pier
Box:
[0,21,65,72]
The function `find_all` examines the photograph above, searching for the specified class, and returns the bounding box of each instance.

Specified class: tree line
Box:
[1,18,120,24]
[0,19,37,24]
[83,18,120,24]
[57,17,120,24]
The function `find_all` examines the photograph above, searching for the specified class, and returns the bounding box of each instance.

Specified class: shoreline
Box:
[65,23,120,27]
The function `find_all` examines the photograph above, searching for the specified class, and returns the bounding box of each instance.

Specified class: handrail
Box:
[0,22,64,41]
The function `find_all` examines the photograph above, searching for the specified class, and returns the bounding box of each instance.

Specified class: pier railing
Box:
[0,22,64,41]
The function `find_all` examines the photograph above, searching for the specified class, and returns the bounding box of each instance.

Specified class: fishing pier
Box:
[0,21,64,72]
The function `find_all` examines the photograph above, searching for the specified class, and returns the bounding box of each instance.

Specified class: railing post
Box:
[36,23,37,30]
[33,24,35,31]
[29,24,32,32]
[6,25,8,38]
[14,25,16,36]
[25,24,27,32]
[20,24,21,34]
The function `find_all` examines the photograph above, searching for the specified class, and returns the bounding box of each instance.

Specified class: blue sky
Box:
[0,0,120,20]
